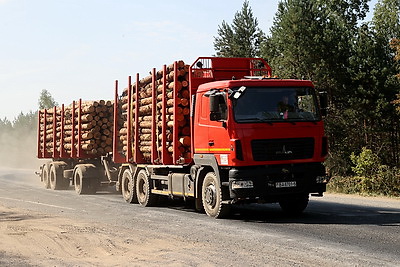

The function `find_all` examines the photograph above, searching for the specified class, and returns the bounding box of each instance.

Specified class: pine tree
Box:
[262,0,373,174]
[38,89,58,110]
[263,0,369,103]
[214,1,265,57]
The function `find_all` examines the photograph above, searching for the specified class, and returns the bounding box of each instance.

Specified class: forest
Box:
[214,0,400,196]
[1,0,399,196]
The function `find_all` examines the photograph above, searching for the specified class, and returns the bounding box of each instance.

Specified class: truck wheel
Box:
[195,197,204,213]
[279,194,309,215]
[49,163,69,190]
[42,163,50,189]
[74,166,91,195]
[136,169,157,207]
[122,169,138,203]
[202,172,230,218]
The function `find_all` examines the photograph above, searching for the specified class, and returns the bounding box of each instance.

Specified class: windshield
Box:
[232,87,320,123]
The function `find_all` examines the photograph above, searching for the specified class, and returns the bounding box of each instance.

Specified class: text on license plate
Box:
[275,181,297,188]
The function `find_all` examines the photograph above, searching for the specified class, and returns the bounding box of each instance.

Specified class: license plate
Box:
[275,181,297,188]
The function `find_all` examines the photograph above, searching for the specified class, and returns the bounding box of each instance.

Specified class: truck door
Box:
[194,92,231,165]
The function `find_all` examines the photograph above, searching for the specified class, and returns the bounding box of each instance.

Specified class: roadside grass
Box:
[327,174,400,198]
[327,147,400,198]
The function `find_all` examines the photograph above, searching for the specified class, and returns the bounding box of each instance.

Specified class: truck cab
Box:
[190,58,328,217]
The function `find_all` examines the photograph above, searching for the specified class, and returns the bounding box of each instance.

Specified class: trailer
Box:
[38,57,329,218]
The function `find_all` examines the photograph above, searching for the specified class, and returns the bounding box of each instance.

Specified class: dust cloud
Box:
[0,124,43,170]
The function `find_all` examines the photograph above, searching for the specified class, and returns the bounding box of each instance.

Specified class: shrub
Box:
[327,147,400,197]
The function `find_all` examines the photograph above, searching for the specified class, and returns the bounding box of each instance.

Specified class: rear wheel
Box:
[279,194,309,215]
[49,162,69,190]
[202,172,230,218]
[74,165,98,195]
[122,168,138,203]
[42,163,50,189]
[136,169,158,207]
[74,166,88,195]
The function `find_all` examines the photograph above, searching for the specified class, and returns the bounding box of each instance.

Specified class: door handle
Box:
[208,140,214,146]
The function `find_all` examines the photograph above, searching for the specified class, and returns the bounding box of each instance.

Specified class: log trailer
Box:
[37,57,329,218]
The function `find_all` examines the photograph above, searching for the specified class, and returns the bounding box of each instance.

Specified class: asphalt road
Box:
[0,167,399,266]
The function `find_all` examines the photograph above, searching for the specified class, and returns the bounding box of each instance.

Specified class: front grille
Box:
[251,138,314,161]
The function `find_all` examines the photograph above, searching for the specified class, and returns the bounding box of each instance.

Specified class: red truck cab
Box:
[190,58,328,216]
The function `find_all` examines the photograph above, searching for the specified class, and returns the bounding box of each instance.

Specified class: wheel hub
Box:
[205,184,217,207]
[124,178,131,194]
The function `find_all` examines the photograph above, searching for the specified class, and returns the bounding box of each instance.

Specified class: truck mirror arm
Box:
[318,91,328,117]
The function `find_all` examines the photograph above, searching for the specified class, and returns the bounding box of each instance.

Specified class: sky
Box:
[0,0,378,120]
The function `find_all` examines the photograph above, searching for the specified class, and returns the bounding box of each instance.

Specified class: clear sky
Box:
[0,0,377,120]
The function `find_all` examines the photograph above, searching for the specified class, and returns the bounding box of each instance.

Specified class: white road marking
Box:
[0,196,76,210]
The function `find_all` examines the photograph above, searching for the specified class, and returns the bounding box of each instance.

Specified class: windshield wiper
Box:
[238,118,274,125]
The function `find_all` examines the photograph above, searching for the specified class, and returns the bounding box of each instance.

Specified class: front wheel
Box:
[202,172,230,218]
[279,194,309,215]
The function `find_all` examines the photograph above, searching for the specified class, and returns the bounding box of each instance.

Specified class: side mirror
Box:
[209,93,228,122]
[209,94,222,121]
[319,91,328,117]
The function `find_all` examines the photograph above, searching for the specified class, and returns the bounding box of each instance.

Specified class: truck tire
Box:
[279,194,309,215]
[136,169,158,207]
[42,163,50,189]
[74,165,98,195]
[49,163,69,190]
[122,168,138,204]
[195,197,205,213]
[202,172,230,218]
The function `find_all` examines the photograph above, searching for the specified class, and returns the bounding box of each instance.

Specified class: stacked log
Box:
[38,108,60,154]
[159,61,191,161]
[119,60,191,163]
[39,100,114,157]
[118,91,129,154]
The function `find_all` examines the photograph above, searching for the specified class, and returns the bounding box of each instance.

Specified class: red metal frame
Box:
[37,110,42,158]
[60,104,67,158]
[43,109,49,158]
[134,73,145,163]
[172,61,180,164]
[52,106,57,158]
[71,101,76,157]
[189,57,272,95]
[77,99,82,157]
[161,64,172,164]
[126,76,133,162]
[151,68,157,164]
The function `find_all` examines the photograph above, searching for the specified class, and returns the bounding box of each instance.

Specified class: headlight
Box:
[316,176,329,184]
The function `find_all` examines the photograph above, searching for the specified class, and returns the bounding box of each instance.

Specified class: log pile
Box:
[39,109,59,154]
[39,100,114,157]
[119,60,191,163]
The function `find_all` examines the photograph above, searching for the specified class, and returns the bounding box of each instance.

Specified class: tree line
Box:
[0,90,57,168]
[0,89,57,134]
[214,0,400,195]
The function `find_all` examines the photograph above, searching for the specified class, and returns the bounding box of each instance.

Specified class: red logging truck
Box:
[37,57,329,218]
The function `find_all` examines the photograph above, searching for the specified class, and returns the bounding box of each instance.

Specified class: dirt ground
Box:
[0,205,203,267]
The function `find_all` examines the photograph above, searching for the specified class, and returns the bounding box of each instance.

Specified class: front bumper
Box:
[228,163,327,201]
